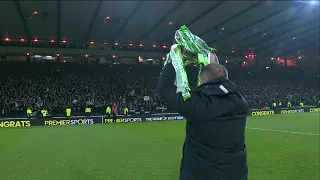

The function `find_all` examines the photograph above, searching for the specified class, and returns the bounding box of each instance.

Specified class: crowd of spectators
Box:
[0,40,169,53]
[0,62,318,117]
[229,67,319,108]
[0,40,242,57]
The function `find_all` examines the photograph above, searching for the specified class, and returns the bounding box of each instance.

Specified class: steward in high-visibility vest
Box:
[41,109,47,118]
[85,107,91,117]
[272,102,277,109]
[278,101,282,107]
[161,105,166,112]
[26,108,32,118]
[106,106,111,116]
[124,107,128,116]
[66,107,71,118]
[299,102,304,108]
[287,101,292,108]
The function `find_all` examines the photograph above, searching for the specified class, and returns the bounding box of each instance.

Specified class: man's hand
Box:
[209,52,215,64]
[181,47,218,64]
[209,52,219,64]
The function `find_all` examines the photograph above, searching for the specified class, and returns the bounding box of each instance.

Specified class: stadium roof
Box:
[0,1,319,57]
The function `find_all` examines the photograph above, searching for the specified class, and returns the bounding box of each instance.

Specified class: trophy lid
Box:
[175,25,216,54]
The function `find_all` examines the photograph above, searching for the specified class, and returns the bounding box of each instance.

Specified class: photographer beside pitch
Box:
[156,58,249,180]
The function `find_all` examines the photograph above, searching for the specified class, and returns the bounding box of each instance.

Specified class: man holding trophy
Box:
[156,26,249,180]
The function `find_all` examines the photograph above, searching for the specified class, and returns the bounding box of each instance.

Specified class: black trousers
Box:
[112,114,116,123]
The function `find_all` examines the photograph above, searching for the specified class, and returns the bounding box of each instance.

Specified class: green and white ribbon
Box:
[169,44,191,100]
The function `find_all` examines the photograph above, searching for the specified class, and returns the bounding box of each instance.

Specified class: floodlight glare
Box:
[309,0,317,5]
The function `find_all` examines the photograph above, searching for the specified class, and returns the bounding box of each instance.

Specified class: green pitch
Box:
[0,113,319,180]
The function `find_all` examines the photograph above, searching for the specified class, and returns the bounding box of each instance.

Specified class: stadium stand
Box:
[0,62,318,117]
[0,1,319,180]
[0,1,319,118]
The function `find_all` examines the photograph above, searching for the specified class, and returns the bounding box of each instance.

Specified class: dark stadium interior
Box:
[1,1,319,57]
[0,1,320,180]
[0,0,319,117]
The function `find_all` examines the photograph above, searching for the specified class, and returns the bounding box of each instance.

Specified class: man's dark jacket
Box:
[156,63,249,180]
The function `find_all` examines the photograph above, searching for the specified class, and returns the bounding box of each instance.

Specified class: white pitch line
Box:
[246,127,320,136]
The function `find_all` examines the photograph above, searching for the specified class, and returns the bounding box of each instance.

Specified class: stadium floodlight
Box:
[297,0,318,5]
[309,0,317,5]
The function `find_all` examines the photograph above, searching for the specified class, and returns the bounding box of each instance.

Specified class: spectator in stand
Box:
[112,103,118,123]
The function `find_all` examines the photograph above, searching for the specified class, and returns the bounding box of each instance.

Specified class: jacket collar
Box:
[196,78,237,96]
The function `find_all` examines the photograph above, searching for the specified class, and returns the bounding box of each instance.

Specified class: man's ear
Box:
[200,78,206,85]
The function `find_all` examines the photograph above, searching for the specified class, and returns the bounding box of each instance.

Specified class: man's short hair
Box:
[200,63,228,83]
